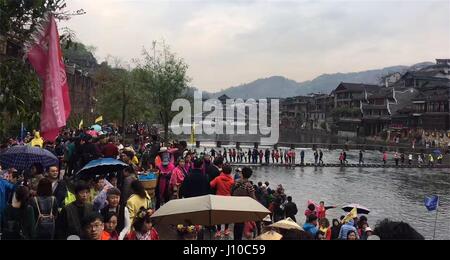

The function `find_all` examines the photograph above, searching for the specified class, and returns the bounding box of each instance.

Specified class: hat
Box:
[367,235,380,240]
[124,146,135,153]
[159,147,168,153]
[365,227,373,232]
[235,167,242,172]
[262,214,272,223]
[255,231,282,240]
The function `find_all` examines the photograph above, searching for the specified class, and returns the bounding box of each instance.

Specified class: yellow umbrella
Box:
[269,217,303,231]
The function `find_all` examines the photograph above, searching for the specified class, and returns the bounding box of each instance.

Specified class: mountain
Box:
[212,62,434,99]
[213,76,301,99]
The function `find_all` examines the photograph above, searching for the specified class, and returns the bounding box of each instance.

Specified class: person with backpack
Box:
[31,178,59,239]
[1,186,35,240]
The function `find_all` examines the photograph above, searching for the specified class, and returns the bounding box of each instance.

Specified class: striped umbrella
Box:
[0,145,59,170]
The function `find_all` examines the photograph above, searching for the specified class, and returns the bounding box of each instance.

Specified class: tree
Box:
[0,58,41,140]
[135,41,190,141]
[0,0,84,44]
[94,59,155,137]
[0,0,83,140]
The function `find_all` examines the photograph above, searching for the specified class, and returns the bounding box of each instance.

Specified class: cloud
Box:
[61,0,450,92]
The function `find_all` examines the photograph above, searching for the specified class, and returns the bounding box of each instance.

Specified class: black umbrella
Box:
[342,203,370,214]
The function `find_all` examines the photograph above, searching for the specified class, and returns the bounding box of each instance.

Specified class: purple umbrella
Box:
[0,145,59,171]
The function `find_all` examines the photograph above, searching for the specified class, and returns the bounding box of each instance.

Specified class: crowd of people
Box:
[0,127,427,240]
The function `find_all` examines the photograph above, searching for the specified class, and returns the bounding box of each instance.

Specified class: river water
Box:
[198,145,450,240]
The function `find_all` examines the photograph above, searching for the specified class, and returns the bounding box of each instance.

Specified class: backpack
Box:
[34,197,56,239]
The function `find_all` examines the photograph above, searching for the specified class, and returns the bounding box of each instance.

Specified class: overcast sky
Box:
[61,0,450,92]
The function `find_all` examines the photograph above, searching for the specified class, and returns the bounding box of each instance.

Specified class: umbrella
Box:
[270,217,303,231]
[90,124,102,132]
[76,158,128,178]
[433,149,442,156]
[151,195,270,226]
[255,231,283,240]
[85,130,98,138]
[342,203,370,214]
[0,145,59,171]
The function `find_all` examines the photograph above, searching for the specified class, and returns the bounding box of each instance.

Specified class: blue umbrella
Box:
[433,149,442,156]
[90,124,102,132]
[0,145,59,171]
[76,158,128,178]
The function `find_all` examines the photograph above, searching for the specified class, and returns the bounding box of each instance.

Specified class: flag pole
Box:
[432,196,439,240]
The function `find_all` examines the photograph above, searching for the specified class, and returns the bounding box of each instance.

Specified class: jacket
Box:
[125,228,159,240]
[52,180,68,209]
[169,166,187,190]
[126,192,152,223]
[284,202,298,218]
[231,179,256,199]
[30,132,43,148]
[179,169,210,198]
[338,220,358,240]
[303,223,318,237]
[100,204,130,240]
[1,204,35,240]
[56,202,93,239]
[0,179,15,217]
[210,173,234,196]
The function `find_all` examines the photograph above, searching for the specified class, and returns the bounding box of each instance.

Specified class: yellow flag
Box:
[79,119,84,129]
[342,207,357,224]
[95,116,103,124]
[190,123,196,144]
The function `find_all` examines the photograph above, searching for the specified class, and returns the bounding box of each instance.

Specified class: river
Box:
[199,145,450,240]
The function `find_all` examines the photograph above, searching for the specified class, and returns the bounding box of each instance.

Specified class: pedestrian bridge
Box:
[228,162,450,169]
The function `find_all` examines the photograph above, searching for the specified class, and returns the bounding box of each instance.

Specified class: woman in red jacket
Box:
[210,164,235,237]
[274,150,280,163]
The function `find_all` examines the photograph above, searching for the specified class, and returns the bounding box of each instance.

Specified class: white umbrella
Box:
[151,195,270,226]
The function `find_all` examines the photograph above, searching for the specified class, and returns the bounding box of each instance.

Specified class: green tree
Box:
[0,58,41,139]
[0,0,83,140]
[94,59,155,137]
[0,0,84,42]
[135,41,190,141]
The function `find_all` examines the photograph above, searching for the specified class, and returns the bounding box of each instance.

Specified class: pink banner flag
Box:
[25,13,71,142]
